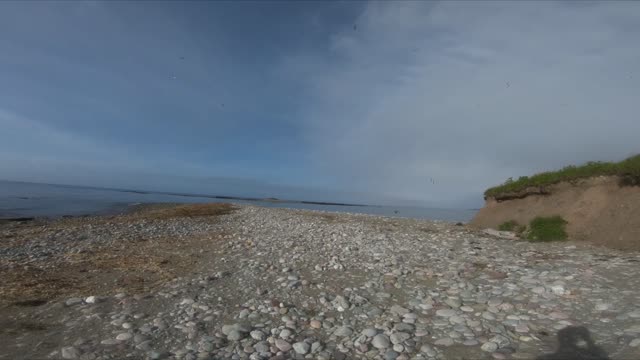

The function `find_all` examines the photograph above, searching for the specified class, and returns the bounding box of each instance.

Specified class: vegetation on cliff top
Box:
[485,154,640,198]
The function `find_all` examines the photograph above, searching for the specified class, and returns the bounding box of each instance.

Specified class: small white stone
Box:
[61,346,80,359]
[481,342,498,352]
[436,309,456,317]
[279,328,293,338]
[550,285,566,295]
[116,333,132,341]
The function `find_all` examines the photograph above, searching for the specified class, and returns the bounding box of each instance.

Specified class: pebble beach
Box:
[2,204,640,360]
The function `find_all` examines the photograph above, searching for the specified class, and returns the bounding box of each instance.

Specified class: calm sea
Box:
[0,180,477,222]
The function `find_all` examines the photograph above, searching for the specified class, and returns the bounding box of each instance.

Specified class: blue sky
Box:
[1,1,639,207]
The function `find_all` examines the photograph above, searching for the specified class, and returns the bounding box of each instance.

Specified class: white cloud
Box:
[289,1,640,206]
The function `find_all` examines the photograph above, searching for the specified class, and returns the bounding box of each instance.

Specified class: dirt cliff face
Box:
[471,176,640,250]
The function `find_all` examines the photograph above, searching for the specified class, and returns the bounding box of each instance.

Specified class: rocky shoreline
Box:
[1,204,640,360]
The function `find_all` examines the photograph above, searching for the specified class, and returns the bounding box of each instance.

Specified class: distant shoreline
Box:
[0,179,477,222]
[0,179,371,207]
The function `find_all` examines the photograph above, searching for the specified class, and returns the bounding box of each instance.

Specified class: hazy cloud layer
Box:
[289,1,640,206]
[1,1,639,207]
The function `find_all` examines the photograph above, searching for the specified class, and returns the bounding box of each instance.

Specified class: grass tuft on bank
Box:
[485,154,640,198]
[526,216,568,242]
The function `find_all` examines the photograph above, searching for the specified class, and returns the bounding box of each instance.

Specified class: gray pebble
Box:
[372,334,391,349]
[293,342,310,354]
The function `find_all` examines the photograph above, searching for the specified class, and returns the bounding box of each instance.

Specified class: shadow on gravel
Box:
[537,326,609,360]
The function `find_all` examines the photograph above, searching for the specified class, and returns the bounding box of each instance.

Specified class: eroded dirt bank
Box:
[471,176,640,250]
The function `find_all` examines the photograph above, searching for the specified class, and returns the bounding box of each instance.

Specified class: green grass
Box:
[498,220,519,231]
[485,154,640,198]
[526,216,568,242]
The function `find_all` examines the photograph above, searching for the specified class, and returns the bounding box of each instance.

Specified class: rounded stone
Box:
[228,330,245,341]
[481,342,499,352]
[65,297,83,307]
[279,328,293,338]
[310,320,322,329]
[384,350,400,360]
[445,298,462,308]
[482,312,496,320]
[390,332,410,344]
[254,342,270,353]
[334,326,353,337]
[372,334,391,349]
[362,328,378,337]
[250,330,265,341]
[293,342,310,354]
[116,333,132,341]
[436,309,456,317]
[275,339,292,352]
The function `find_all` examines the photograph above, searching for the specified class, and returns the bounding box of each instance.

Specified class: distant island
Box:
[114,189,367,207]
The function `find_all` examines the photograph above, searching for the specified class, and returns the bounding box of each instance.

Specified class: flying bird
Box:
[353,24,357,31]
[506,82,510,88]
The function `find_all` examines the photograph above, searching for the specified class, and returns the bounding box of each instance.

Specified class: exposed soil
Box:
[471,176,640,250]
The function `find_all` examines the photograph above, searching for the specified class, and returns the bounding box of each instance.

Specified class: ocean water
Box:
[0,180,477,222]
